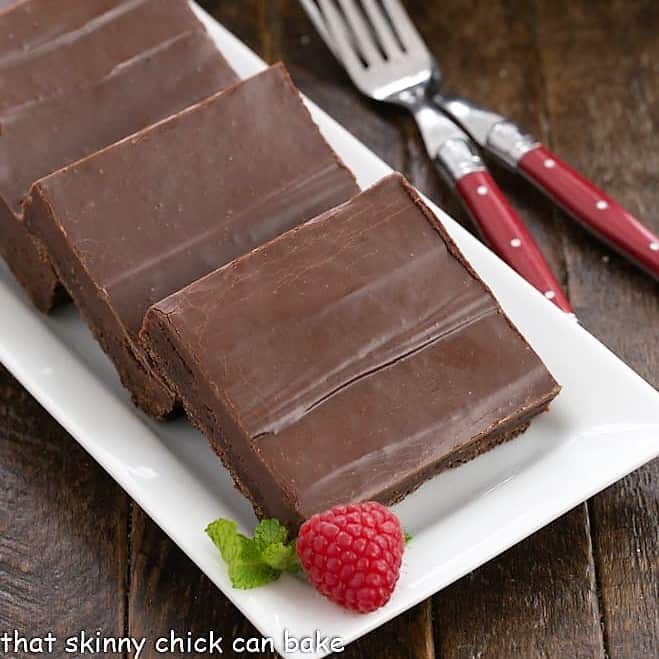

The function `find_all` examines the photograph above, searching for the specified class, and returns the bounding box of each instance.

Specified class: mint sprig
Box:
[206,518,300,589]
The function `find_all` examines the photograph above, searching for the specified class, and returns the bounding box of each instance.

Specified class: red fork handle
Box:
[519,145,659,279]
[456,170,573,313]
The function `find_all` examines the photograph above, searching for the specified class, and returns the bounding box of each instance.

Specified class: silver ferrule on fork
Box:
[485,120,538,169]
[439,96,538,169]
[406,100,485,185]
[435,138,485,184]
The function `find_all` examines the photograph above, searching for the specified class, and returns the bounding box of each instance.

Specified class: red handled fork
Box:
[437,91,659,281]
[301,0,659,309]
[301,0,573,313]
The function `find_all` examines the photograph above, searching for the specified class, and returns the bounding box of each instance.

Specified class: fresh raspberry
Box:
[296,501,405,613]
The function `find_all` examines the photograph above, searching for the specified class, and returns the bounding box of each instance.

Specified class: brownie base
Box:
[0,199,63,312]
[378,420,532,508]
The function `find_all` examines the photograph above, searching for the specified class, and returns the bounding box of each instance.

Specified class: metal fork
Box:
[300,0,572,312]
[302,0,659,287]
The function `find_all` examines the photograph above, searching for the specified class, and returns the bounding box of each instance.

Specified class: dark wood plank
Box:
[434,508,604,658]
[534,1,659,657]
[0,366,127,645]
[203,0,268,57]
[341,604,435,659]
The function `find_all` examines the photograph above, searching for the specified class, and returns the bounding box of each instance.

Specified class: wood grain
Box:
[535,1,659,657]
[0,366,127,646]
[434,507,604,658]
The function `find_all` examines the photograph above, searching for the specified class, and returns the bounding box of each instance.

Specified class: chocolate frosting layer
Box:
[0,1,237,216]
[1,28,235,215]
[0,0,237,311]
[0,0,201,112]
[0,0,124,61]
[26,64,359,416]
[161,184,496,437]
[144,174,560,525]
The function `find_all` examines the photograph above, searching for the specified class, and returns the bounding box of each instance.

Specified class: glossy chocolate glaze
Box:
[0,0,124,58]
[143,174,560,528]
[25,64,359,417]
[0,0,237,310]
[0,0,204,112]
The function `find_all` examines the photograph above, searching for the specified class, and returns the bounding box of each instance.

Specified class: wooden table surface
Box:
[1,1,657,657]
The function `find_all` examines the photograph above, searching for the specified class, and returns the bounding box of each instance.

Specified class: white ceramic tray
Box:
[0,5,657,658]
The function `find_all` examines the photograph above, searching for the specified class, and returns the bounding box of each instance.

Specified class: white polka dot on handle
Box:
[596,200,608,210]
[510,238,522,248]
[544,159,556,168]
[477,185,488,196]
[544,290,556,299]
[650,241,659,252]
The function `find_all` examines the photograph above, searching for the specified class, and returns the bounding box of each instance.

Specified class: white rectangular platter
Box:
[0,5,657,658]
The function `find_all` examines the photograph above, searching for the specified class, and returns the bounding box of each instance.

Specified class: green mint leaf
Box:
[235,534,262,564]
[205,519,241,564]
[404,531,413,544]
[229,535,280,589]
[285,554,302,574]
[261,542,299,572]
[229,562,280,589]
[206,516,299,588]
[253,519,288,552]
